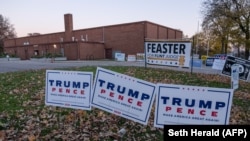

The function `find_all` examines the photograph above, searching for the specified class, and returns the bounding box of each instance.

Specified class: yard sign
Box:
[221,55,250,81]
[91,67,156,125]
[145,41,191,67]
[45,70,93,110]
[154,83,234,128]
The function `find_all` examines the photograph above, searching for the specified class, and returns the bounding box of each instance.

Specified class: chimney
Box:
[64,14,73,41]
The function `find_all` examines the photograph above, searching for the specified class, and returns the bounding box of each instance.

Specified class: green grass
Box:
[0,66,249,140]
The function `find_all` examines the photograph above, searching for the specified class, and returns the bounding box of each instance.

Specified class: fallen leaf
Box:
[28,134,36,141]
[0,131,6,141]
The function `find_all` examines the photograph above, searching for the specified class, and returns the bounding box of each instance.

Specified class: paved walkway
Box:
[0,60,220,74]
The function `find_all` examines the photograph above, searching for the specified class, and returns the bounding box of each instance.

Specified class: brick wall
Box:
[79,42,105,60]
[3,14,183,60]
[103,22,145,56]
[145,22,183,40]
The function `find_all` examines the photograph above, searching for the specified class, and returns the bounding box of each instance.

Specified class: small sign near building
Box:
[127,55,136,61]
[136,53,145,61]
[115,53,125,61]
[212,59,226,70]
[190,59,202,68]
[205,57,215,66]
[201,55,208,61]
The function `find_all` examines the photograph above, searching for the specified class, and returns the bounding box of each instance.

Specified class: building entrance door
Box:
[25,49,29,60]
[105,48,112,59]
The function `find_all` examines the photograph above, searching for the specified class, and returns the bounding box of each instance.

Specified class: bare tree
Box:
[0,14,16,54]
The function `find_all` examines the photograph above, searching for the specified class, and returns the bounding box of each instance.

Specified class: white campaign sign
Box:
[127,55,136,61]
[154,83,234,128]
[145,41,191,67]
[115,53,125,61]
[45,70,93,110]
[91,67,156,125]
[212,59,226,70]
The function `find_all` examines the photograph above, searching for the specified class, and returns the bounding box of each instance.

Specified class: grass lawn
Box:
[0,66,249,140]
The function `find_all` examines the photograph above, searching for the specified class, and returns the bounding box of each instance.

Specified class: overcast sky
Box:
[1,0,204,38]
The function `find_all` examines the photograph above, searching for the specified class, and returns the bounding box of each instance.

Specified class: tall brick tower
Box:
[64,13,73,41]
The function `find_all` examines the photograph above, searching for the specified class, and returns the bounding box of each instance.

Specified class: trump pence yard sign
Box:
[91,67,156,125]
[45,70,93,110]
[154,84,234,128]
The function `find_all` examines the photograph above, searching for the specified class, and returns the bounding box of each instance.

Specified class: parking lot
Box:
[0,60,220,74]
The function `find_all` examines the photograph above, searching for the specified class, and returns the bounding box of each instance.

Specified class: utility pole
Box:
[196,21,199,55]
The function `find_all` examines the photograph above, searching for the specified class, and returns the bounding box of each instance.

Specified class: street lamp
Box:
[53,44,57,53]
[52,44,57,63]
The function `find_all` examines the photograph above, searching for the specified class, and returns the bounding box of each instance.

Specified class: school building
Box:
[3,13,183,60]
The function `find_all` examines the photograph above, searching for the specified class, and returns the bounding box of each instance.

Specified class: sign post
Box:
[231,64,239,90]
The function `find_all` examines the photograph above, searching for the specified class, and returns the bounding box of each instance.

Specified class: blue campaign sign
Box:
[205,57,215,66]
[91,67,156,125]
[190,59,202,68]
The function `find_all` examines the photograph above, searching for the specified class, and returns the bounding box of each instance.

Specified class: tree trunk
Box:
[221,39,224,54]
[245,45,249,60]
[245,33,250,60]
[225,35,229,54]
[237,46,240,57]
[225,44,227,54]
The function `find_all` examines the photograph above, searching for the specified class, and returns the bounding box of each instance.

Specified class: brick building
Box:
[3,14,183,60]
